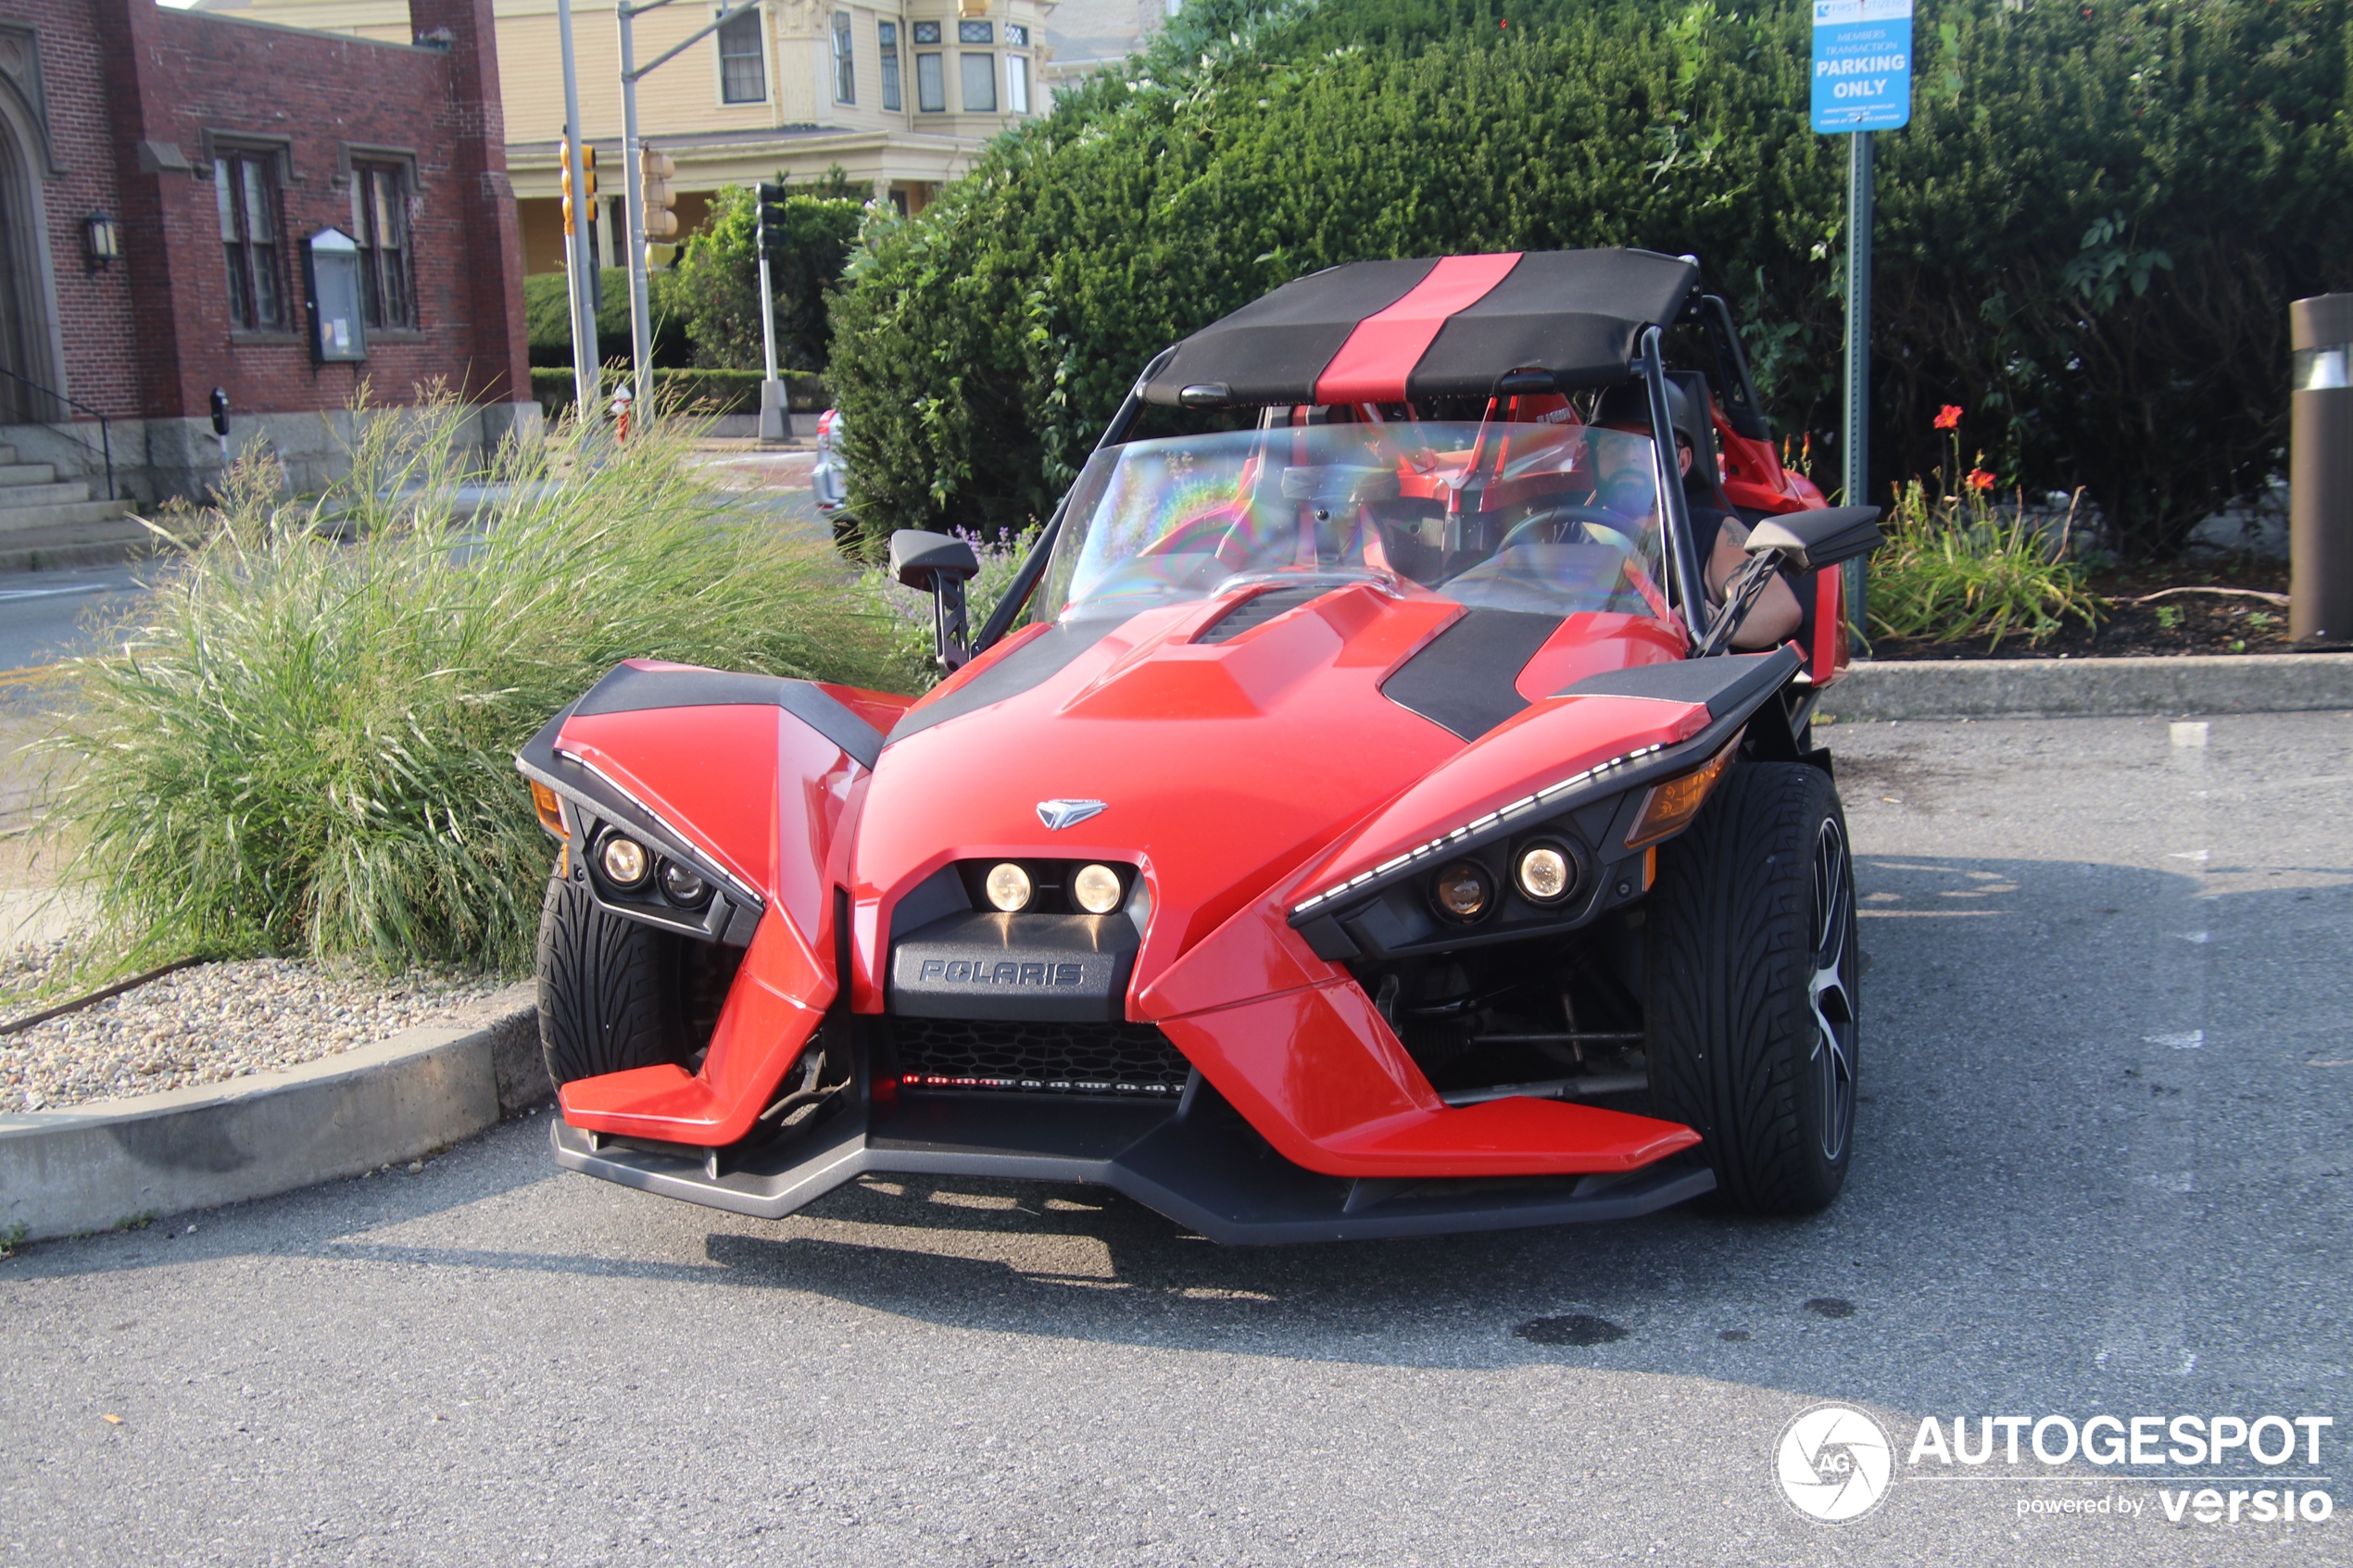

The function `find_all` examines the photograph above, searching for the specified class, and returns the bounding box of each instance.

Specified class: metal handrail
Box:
[0,364,114,500]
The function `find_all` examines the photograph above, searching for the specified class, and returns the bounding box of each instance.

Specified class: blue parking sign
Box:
[1811,0,1912,133]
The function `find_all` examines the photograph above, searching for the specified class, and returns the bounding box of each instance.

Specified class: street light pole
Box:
[557,0,598,418]
[1842,129,1874,644]
[617,0,654,411]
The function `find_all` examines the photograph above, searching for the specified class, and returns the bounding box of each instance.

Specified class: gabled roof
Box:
[1140,248,1701,408]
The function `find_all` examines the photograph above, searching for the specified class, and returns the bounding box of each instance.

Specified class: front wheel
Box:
[1643,759,1858,1214]
[535,872,694,1088]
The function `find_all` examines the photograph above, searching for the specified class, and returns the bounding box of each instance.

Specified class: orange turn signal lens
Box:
[1624,741,1736,849]
[529,780,567,839]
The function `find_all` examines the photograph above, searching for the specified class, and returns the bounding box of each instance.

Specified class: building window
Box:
[878,20,901,111]
[215,153,283,331]
[958,19,992,43]
[349,162,414,330]
[916,51,944,111]
[1005,53,1029,114]
[718,8,765,103]
[1005,22,1028,45]
[912,19,939,43]
[959,51,996,112]
[832,11,855,104]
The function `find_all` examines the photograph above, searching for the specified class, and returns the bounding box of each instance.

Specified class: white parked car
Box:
[810,408,851,545]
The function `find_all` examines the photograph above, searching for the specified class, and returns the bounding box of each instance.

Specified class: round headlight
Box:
[659,860,710,907]
[1072,863,1123,915]
[1516,843,1575,904]
[1430,860,1491,922]
[599,835,650,888]
[985,862,1033,912]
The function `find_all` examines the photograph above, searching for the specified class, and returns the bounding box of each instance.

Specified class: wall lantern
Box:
[83,213,120,274]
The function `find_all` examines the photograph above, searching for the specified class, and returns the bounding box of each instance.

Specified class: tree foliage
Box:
[666,177,868,372]
[828,0,2353,558]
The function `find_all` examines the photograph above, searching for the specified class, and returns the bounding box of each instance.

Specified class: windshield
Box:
[1031,417,1672,626]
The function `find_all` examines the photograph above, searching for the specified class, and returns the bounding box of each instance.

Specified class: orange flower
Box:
[1933,405,1964,431]
[1966,468,1996,491]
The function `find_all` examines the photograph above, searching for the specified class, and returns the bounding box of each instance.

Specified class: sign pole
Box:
[557,0,598,420]
[617,0,654,412]
[1811,0,1909,652]
[1843,128,1873,640]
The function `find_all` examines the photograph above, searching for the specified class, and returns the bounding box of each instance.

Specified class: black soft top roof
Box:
[1139,248,1700,408]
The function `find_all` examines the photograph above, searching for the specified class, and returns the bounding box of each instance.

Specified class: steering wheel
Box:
[1495,505,1637,555]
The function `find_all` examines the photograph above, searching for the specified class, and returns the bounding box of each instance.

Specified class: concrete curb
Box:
[0,535,157,576]
[0,983,547,1243]
[1815,651,2353,721]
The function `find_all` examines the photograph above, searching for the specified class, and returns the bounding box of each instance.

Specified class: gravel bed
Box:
[0,943,511,1113]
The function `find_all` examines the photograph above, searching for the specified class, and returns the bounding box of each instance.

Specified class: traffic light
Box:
[560,142,600,238]
[641,148,677,245]
[754,182,789,264]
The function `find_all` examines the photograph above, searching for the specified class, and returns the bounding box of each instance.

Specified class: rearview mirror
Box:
[888,529,981,671]
[1743,506,1883,572]
[888,529,980,590]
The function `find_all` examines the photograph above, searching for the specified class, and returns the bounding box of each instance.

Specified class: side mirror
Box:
[888,529,981,670]
[1744,506,1883,572]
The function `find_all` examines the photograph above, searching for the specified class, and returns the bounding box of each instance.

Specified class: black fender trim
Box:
[1552,645,1798,717]
[572,663,885,771]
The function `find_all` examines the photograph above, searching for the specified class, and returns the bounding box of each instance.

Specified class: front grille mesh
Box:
[891,1017,1193,1097]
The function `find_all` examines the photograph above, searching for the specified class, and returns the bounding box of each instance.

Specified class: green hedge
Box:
[664,182,867,373]
[828,0,2353,558]
[530,367,831,418]
[522,269,690,369]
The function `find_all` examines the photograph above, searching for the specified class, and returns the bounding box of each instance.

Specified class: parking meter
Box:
[209,387,230,460]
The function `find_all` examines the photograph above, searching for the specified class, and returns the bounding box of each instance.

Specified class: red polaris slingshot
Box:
[517,248,1882,1243]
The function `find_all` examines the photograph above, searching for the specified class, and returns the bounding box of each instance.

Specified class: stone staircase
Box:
[0,442,149,572]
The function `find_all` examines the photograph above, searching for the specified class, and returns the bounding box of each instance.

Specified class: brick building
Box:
[0,0,529,509]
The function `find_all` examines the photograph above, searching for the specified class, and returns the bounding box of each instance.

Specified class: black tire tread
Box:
[1645,759,1852,1215]
[535,873,687,1087]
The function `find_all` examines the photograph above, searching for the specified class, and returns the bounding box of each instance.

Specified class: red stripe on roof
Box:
[1311,253,1524,405]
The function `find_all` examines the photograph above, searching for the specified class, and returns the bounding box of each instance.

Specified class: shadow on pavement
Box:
[11,853,2348,1414]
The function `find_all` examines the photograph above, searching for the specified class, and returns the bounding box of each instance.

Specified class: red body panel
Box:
[1138,895,1700,1176]
[549,583,1717,1175]
[849,584,1468,1013]
[550,678,860,1142]
[560,908,831,1143]
[1303,691,1712,901]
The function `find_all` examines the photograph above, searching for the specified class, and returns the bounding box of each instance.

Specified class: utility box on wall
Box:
[305,228,369,365]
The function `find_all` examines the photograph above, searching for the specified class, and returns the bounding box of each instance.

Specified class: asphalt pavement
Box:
[0,563,145,676]
[3,712,2348,1566]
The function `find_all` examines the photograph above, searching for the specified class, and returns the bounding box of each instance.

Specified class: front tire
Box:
[535,872,692,1087]
[1644,759,1858,1214]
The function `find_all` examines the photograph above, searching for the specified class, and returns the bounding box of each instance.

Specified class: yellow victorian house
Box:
[192,0,1059,272]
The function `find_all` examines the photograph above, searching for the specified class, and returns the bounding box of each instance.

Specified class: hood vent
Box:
[1195,583,1336,645]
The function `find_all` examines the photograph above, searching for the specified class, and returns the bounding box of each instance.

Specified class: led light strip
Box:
[1290,743,1667,917]
[553,746,767,907]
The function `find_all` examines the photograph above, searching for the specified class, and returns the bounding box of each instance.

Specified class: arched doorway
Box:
[0,82,61,425]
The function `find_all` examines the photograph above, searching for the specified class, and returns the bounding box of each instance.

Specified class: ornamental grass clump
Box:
[43,389,913,976]
[1866,406,2105,651]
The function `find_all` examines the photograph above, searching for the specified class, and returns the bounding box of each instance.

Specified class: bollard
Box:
[2290,294,2353,646]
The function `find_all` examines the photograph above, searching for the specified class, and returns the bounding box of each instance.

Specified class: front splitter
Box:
[548,1088,1714,1245]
